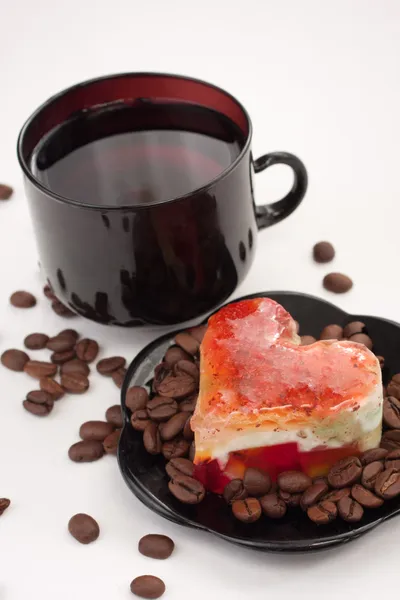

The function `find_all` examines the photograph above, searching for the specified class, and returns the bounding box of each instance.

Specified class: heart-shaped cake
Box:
[191,298,383,493]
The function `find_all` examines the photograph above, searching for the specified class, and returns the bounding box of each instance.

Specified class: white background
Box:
[1,0,399,598]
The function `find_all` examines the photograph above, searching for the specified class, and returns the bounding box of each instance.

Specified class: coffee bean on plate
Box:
[385,449,400,470]
[223,479,248,504]
[105,405,123,428]
[351,483,383,508]
[375,468,400,499]
[337,496,364,523]
[159,412,188,441]
[24,333,49,350]
[313,476,328,486]
[79,421,114,442]
[46,334,76,352]
[307,500,337,524]
[323,273,353,294]
[154,365,197,400]
[313,241,335,263]
[126,386,149,412]
[168,473,205,504]
[348,333,373,350]
[131,409,150,432]
[97,356,126,375]
[278,490,302,507]
[179,395,198,412]
[361,448,388,465]
[300,335,316,346]
[361,461,384,490]
[10,291,36,308]
[75,338,99,363]
[24,360,57,379]
[300,481,329,510]
[162,438,190,460]
[376,355,385,369]
[0,183,13,200]
[68,440,104,462]
[188,325,207,343]
[51,300,75,317]
[0,498,11,516]
[138,534,174,560]
[277,470,312,493]
[383,396,400,429]
[183,414,194,441]
[387,374,400,399]
[130,575,165,599]
[61,372,89,394]
[380,430,400,451]
[327,456,362,488]
[23,390,54,416]
[174,359,199,381]
[189,441,196,461]
[164,346,191,366]
[319,325,343,340]
[61,359,90,377]
[232,498,261,523]
[143,422,162,455]
[68,513,99,544]
[260,493,287,518]
[112,368,127,388]
[103,429,121,455]
[174,331,200,355]
[322,488,351,503]
[343,321,366,338]
[165,457,194,479]
[243,468,271,496]
[1,349,29,371]
[147,396,178,422]
[51,349,76,364]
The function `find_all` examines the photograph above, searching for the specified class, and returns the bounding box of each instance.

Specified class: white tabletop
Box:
[1,0,399,598]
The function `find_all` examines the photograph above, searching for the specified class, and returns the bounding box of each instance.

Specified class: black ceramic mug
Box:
[17,73,307,326]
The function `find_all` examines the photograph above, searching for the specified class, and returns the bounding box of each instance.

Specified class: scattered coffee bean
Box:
[361,461,384,490]
[79,421,114,442]
[343,321,366,338]
[387,374,400,399]
[174,331,200,355]
[147,396,178,422]
[159,412,188,441]
[112,368,127,388]
[223,479,248,504]
[307,500,337,524]
[138,534,174,560]
[143,422,162,455]
[327,456,362,488]
[68,440,104,462]
[243,468,271,497]
[361,448,388,465]
[46,334,76,352]
[1,348,29,371]
[97,356,126,375]
[75,338,99,363]
[187,325,207,343]
[58,329,79,341]
[376,355,385,369]
[23,390,54,416]
[162,438,190,460]
[375,468,400,499]
[164,345,191,366]
[130,575,165,599]
[278,490,302,507]
[168,473,205,504]
[260,493,287,518]
[61,372,89,394]
[385,449,400,470]
[232,497,261,523]
[51,300,75,317]
[380,430,400,451]
[322,488,351,503]
[300,481,329,510]
[103,429,121,455]
[24,360,57,379]
[0,498,11,516]
[348,333,373,350]
[24,333,49,350]
[10,290,36,308]
[319,324,343,340]
[323,273,353,294]
[68,513,99,544]
[351,484,383,508]
[126,386,149,412]
[61,359,90,377]
[0,184,13,200]
[337,496,364,523]
[43,284,56,300]
[165,458,194,479]
[51,349,76,364]
[383,396,400,429]
[131,409,150,432]
[179,395,198,412]
[105,405,123,428]
[277,470,312,493]
[300,335,316,346]
[313,241,335,263]
[183,414,194,441]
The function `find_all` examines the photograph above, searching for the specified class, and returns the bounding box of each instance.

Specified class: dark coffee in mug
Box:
[31,102,245,206]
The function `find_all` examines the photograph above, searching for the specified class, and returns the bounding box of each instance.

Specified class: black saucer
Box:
[118,291,400,551]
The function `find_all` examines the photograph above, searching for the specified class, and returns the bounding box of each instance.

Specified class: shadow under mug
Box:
[17,72,308,326]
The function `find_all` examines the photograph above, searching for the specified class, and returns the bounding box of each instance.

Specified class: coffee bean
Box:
[155,367,197,399]
[0,498,10,516]
[361,448,388,465]
[323,273,353,293]
[51,349,76,364]
[260,493,287,518]
[243,468,271,497]
[319,324,343,340]
[174,332,200,355]
[51,300,75,317]
[164,346,191,366]
[187,325,207,344]
[351,483,383,508]
[183,414,194,441]
[79,421,114,442]
[75,338,99,363]
[165,458,194,479]
[313,476,328,486]
[131,409,150,432]
[307,501,337,524]
[147,396,178,421]
[126,386,149,412]
[143,422,162,455]
[223,479,248,504]
[361,461,384,490]
[387,374,400,399]
[43,284,56,300]
[24,360,57,379]
[96,356,126,375]
[179,395,198,412]
[68,440,104,462]
[277,470,312,493]
[130,575,165,599]
[58,329,79,340]
[313,241,335,263]
[138,534,174,560]
[61,359,90,377]
[343,321,366,338]
[322,488,351,503]
[174,359,199,382]
[24,333,49,350]
[348,333,373,350]
[105,405,123,428]
[327,456,362,488]
[23,390,54,416]
[38,377,64,400]
[0,184,13,200]
[385,449,400,470]
[159,412,188,441]
[300,335,316,346]
[189,441,196,461]
[381,430,400,451]
[1,349,29,371]
[376,355,385,369]
[375,468,400,499]
[278,490,302,507]
[162,438,190,460]
[103,429,121,455]
[61,372,89,394]
[232,497,261,523]
[337,496,364,522]
[168,473,205,504]
[46,334,76,352]
[112,368,127,389]
[10,291,36,308]
[300,481,329,510]
[68,513,99,544]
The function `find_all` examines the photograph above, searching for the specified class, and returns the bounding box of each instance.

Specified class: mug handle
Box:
[253,151,308,230]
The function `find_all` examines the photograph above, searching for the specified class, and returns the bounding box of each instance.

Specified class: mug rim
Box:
[17,71,253,211]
